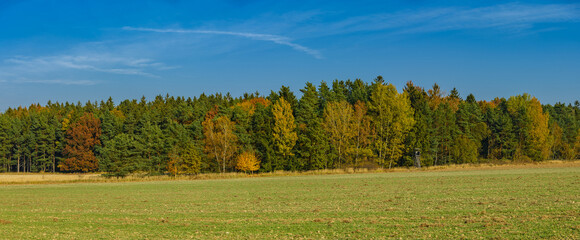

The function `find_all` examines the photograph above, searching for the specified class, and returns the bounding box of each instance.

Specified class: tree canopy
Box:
[0,78,577,176]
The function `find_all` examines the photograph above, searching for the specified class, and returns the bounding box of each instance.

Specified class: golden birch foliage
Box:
[236,151,260,173]
[348,101,373,166]
[507,94,551,160]
[369,84,415,168]
[527,97,550,160]
[272,98,297,158]
[202,109,238,173]
[323,101,354,167]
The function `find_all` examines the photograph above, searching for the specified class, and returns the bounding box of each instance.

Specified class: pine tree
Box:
[251,104,277,172]
[294,83,329,170]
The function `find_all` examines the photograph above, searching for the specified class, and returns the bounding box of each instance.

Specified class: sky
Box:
[0,0,579,110]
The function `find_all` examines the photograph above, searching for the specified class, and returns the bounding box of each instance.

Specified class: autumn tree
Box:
[348,101,373,167]
[168,142,201,176]
[236,151,260,173]
[369,82,415,168]
[203,107,238,173]
[59,113,101,172]
[323,100,354,168]
[272,98,297,170]
[507,94,551,161]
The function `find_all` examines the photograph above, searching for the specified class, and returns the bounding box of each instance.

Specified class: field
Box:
[0,165,579,239]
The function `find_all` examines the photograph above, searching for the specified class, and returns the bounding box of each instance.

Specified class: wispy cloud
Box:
[0,53,176,86]
[123,26,322,59]
[318,3,580,36]
[13,79,98,85]
[5,55,171,78]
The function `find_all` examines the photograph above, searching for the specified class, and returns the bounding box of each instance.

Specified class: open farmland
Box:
[0,166,579,239]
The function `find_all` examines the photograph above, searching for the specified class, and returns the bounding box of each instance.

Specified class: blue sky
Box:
[0,0,578,109]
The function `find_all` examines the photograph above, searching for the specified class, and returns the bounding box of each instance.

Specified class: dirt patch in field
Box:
[0,219,12,224]
[0,174,101,184]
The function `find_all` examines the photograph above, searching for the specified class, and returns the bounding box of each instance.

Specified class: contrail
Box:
[123,27,322,59]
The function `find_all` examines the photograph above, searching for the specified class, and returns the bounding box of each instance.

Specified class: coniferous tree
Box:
[403,81,434,166]
[251,103,277,172]
[294,83,329,170]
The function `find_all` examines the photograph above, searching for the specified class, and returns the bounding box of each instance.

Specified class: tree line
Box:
[0,77,578,176]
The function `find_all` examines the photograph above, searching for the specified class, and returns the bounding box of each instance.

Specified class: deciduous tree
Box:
[323,100,354,168]
[369,82,415,168]
[272,98,297,170]
[236,151,260,173]
[59,113,101,172]
[203,107,238,173]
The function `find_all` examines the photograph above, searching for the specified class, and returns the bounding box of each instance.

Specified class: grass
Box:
[0,165,579,239]
[2,160,579,184]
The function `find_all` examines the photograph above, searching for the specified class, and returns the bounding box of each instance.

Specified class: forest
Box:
[0,77,578,177]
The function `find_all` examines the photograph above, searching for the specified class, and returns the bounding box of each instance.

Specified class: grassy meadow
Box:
[0,165,579,239]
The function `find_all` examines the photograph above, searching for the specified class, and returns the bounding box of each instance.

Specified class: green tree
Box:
[403,81,434,166]
[0,115,12,172]
[294,83,329,170]
[251,103,277,172]
[168,142,201,176]
[369,82,415,168]
[101,133,143,178]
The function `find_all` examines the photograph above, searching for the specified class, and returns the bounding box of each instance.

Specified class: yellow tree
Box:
[508,94,551,161]
[348,101,373,167]
[272,98,297,169]
[236,151,260,173]
[527,97,550,160]
[167,143,202,176]
[203,107,238,173]
[323,100,354,168]
[369,83,415,168]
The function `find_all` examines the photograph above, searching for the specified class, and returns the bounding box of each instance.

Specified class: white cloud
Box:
[4,54,170,78]
[13,79,98,85]
[123,27,323,59]
[319,3,580,35]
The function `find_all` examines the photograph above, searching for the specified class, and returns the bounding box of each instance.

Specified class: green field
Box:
[1,167,579,239]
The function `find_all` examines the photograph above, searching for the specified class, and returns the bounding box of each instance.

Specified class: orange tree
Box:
[59,112,101,172]
[236,151,260,173]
